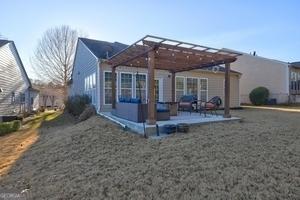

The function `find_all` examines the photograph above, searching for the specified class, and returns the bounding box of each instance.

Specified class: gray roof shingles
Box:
[291,62,300,68]
[79,37,128,59]
[0,39,10,48]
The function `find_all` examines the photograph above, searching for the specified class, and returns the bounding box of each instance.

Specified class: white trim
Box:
[175,76,185,101]
[103,70,118,105]
[155,77,164,102]
[119,72,134,98]
[199,78,208,102]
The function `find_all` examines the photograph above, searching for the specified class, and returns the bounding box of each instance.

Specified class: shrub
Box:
[249,87,269,105]
[78,105,96,122]
[0,120,21,136]
[65,95,91,116]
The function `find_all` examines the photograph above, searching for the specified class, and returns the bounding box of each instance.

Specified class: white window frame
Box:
[199,78,208,102]
[119,72,134,99]
[175,76,185,101]
[134,72,148,101]
[155,77,164,102]
[186,77,199,99]
[103,71,118,105]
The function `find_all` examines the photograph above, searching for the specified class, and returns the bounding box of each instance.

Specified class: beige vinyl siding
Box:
[231,53,289,104]
[100,64,240,111]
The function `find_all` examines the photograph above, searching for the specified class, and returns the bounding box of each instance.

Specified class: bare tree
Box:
[32,25,80,100]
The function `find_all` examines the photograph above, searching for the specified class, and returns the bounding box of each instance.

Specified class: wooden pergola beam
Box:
[147,50,156,125]
[224,63,231,118]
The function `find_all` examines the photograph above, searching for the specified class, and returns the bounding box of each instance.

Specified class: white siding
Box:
[0,43,30,116]
[69,40,99,109]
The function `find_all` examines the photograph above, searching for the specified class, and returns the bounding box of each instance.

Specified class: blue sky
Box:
[1,0,299,79]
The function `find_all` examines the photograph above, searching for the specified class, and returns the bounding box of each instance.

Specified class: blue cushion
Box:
[119,97,126,102]
[157,109,170,113]
[130,98,141,104]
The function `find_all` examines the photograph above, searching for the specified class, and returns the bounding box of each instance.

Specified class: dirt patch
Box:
[0,108,299,199]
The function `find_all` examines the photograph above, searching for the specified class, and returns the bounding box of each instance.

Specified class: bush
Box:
[249,87,269,105]
[65,95,91,116]
[78,105,96,122]
[0,120,21,136]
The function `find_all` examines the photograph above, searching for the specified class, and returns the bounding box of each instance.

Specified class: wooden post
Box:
[224,63,231,118]
[171,72,176,102]
[147,50,156,125]
[111,66,116,109]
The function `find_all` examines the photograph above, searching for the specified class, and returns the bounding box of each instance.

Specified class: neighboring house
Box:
[0,40,37,121]
[36,85,64,109]
[69,37,241,112]
[229,49,300,104]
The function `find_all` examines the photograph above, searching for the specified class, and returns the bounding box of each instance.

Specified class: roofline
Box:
[9,41,32,88]
[223,48,289,65]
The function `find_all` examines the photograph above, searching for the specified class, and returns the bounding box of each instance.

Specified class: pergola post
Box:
[224,63,231,118]
[171,72,176,102]
[111,66,116,109]
[147,50,156,125]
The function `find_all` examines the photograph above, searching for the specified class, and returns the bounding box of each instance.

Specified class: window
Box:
[155,80,159,102]
[135,74,147,102]
[20,93,25,103]
[199,78,208,101]
[11,92,15,104]
[104,72,112,104]
[120,73,133,98]
[186,78,198,98]
[84,73,97,105]
[176,77,185,101]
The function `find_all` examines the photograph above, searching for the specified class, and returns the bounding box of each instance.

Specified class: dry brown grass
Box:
[0,108,299,199]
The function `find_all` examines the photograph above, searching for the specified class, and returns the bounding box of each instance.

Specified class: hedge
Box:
[65,95,91,116]
[249,87,269,105]
[0,120,21,136]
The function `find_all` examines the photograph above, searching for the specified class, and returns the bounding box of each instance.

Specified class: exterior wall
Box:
[0,42,30,116]
[230,54,289,104]
[289,67,300,103]
[99,63,240,111]
[69,40,100,109]
[30,90,40,111]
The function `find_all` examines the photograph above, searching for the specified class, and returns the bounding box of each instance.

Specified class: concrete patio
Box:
[99,111,241,136]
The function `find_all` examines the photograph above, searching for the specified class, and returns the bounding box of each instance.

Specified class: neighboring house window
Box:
[176,77,185,101]
[199,78,208,101]
[135,74,147,102]
[20,93,25,103]
[11,92,15,104]
[186,78,198,98]
[84,73,96,105]
[120,73,133,99]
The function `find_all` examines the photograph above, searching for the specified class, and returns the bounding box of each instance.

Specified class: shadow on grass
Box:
[0,111,72,178]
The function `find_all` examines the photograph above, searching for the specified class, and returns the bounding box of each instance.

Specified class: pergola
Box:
[105,35,241,125]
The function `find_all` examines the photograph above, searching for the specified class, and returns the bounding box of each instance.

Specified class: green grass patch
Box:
[0,120,21,136]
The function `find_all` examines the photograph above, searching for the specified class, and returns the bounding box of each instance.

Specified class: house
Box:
[70,36,241,117]
[228,49,300,104]
[0,39,37,121]
[36,84,64,109]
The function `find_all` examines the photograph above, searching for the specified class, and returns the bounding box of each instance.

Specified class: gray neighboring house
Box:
[69,37,241,112]
[0,40,38,121]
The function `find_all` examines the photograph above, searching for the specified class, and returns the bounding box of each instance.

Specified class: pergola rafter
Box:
[105,35,241,125]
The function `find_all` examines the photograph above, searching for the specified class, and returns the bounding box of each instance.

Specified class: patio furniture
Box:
[178,95,198,113]
[163,124,177,134]
[177,123,189,133]
[112,99,170,123]
[157,102,178,116]
[198,96,222,117]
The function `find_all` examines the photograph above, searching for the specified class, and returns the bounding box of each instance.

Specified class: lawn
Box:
[0,108,299,199]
